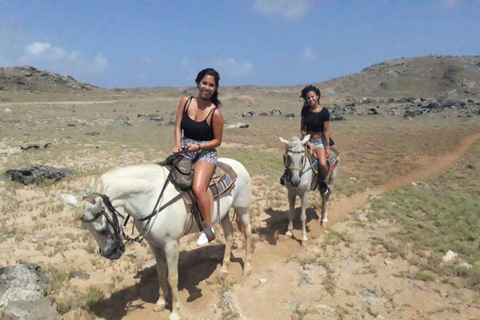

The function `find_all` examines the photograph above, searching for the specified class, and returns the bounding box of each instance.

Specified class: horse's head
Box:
[279,135,310,187]
[60,177,125,260]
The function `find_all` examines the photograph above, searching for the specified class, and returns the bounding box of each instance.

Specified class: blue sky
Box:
[1,0,479,88]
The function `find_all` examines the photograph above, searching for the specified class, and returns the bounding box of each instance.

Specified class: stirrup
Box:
[280,172,286,185]
[320,181,329,195]
[201,221,215,242]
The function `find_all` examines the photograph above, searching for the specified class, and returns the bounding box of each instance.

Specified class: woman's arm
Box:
[172,97,188,153]
[300,116,307,139]
[186,108,224,152]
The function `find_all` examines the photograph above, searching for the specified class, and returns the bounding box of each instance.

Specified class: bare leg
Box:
[300,192,308,246]
[219,213,234,277]
[193,161,216,241]
[150,245,168,312]
[315,147,328,179]
[286,191,296,237]
[165,240,181,320]
[235,207,252,276]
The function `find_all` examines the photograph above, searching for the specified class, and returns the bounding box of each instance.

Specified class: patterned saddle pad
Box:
[181,161,237,205]
[305,143,341,176]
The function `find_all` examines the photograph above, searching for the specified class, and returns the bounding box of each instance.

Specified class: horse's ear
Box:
[60,194,80,207]
[279,137,290,146]
[300,134,310,145]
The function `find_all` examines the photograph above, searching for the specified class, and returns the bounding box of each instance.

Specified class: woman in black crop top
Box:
[300,85,331,193]
[172,68,224,246]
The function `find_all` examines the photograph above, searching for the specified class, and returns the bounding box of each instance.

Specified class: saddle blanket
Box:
[181,161,237,205]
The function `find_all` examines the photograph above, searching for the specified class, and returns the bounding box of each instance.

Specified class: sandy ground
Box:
[76,133,480,320]
[1,96,479,320]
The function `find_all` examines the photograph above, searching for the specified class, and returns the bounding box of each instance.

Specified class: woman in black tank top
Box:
[300,85,331,193]
[172,68,224,246]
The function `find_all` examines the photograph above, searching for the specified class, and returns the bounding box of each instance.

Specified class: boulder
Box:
[284,113,295,118]
[225,122,249,129]
[0,263,61,320]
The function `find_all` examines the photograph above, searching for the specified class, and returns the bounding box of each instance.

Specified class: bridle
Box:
[81,170,183,259]
[81,193,126,259]
[284,149,307,179]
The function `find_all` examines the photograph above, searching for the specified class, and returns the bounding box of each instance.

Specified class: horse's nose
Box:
[291,180,300,187]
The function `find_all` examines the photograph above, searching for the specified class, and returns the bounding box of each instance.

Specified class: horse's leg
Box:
[235,207,252,276]
[286,191,296,237]
[150,245,168,312]
[300,192,309,246]
[165,240,181,320]
[320,184,331,227]
[219,212,234,278]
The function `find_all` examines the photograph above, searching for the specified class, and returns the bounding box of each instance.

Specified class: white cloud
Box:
[25,42,51,56]
[17,41,107,75]
[301,46,317,61]
[210,58,254,79]
[251,0,313,18]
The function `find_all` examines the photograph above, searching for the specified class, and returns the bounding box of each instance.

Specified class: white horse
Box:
[61,158,252,320]
[279,135,338,246]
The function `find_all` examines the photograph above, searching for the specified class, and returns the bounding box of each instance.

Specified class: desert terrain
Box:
[1,55,479,320]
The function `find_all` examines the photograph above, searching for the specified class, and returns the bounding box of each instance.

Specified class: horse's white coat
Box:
[61,158,252,320]
[280,136,339,246]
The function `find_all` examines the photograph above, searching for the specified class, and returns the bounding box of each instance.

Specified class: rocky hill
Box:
[0,66,100,93]
[317,55,480,99]
[1,55,479,100]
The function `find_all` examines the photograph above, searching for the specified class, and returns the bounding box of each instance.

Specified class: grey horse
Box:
[280,135,339,246]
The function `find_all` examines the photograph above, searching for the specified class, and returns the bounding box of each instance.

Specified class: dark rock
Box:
[331,113,346,121]
[242,111,254,118]
[20,142,51,151]
[270,109,282,116]
[4,164,75,185]
[259,112,268,116]
[438,98,459,108]
[147,114,163,122]
[86,132,100,136]
[427,99,442,109]
[387,98,395,103]
[284,113,295,118]
[367,108,379,115]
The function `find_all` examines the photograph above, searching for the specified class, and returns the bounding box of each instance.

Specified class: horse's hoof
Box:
[301,239,308,246]
[285,231,293,237]
[153,302,166,312]
[169,311,182,320]
[218,268,228,279]
[243,265,252,276]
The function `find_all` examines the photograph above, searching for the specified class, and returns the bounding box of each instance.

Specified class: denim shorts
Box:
[309,138,327,149]
[181,138,218,165]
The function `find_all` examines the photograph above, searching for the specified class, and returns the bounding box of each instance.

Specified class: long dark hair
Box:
[300,84,321,108]
[195,68,221,107]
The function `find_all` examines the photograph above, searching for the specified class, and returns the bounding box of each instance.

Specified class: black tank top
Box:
[181,97,217,141]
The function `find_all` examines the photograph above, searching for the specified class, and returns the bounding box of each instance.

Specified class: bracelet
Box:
[198,144,201,150]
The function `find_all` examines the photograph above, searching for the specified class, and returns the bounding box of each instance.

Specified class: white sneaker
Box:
[196,229,214,247]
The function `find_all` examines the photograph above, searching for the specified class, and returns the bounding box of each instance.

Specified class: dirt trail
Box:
[109,132,480,320]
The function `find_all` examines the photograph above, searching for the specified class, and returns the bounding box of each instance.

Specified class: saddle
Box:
[306,143,340,185]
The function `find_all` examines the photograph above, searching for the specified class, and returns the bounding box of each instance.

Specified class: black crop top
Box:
[301,107,330,133]
[181,97,217,141]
